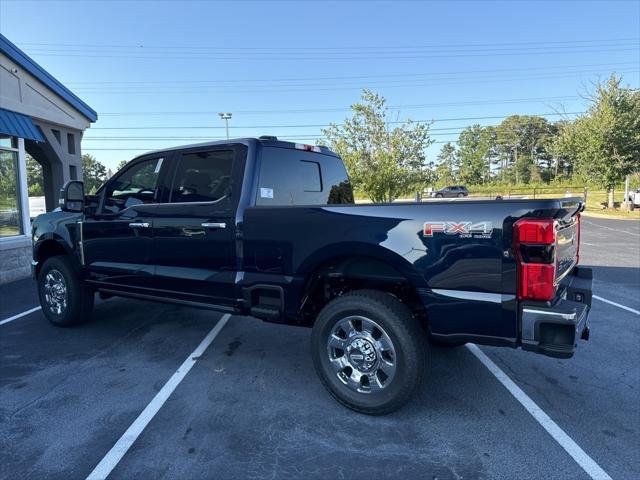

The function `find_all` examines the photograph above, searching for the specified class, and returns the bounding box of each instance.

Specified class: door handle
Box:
[129,222,150,228]
[201,222,227,229]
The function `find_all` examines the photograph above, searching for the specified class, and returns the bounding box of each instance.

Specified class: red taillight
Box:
[514,218,556,243]
[518,263,557,301]
[513,218,557,301]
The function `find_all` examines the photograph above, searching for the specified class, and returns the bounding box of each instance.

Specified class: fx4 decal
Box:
[423,221,493,238]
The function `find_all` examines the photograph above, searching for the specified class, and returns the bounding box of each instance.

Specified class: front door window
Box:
[103,158,163,213]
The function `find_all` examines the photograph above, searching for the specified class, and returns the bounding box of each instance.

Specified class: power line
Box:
[82,139,460,152]
[24,47,638,62]
[66,69,639,94]
[18,37,639,51]
[63,62,636,86]
[25,44,639,59]
[20,40,640,57]
[96,95,584,116]
[85,123,507,135]
[87,111,584,130]
[84,131,471,140]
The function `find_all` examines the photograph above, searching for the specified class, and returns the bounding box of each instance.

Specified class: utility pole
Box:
[218,112,232,140]
[624,174,630,211]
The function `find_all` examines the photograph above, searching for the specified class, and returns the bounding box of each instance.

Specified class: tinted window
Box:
[170,150,234,203]
[105,157,162,209]
[257,147,353,206]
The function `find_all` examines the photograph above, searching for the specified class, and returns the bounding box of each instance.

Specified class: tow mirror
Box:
[59,180,85,212]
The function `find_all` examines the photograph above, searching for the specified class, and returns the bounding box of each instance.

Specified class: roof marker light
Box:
[295,143,321,153]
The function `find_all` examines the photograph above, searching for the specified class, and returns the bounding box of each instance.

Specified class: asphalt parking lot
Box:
[1,215,638,480]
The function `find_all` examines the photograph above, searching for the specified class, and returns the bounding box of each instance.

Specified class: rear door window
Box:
[170,150,234,203]
[256,147,353,205]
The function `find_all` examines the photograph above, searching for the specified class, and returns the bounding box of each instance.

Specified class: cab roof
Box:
[132,137,339,161]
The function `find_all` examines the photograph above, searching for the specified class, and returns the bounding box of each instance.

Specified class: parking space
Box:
[580,217,640,311]
[1,216,638,480]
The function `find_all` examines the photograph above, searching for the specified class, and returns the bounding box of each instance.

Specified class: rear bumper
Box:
[520,266,592,358]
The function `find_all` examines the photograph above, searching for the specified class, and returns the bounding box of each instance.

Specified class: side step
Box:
[249,305,281,321]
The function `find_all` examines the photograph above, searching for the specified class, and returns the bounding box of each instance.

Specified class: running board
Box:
[95,288,237,314]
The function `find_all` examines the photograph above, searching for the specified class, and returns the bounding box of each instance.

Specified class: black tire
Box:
[311,290,426,415]
[457,193,464,198]
[435,193,443,198]
[38,256,94,327]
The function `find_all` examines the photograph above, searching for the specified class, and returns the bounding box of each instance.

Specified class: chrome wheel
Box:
[43,269,67,315]
[326,316,397,394]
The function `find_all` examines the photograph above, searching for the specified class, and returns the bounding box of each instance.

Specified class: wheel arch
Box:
[33,235,78,276]
[294,243,429,327]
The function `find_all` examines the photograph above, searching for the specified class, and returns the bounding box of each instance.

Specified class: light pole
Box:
[218,112,232,140]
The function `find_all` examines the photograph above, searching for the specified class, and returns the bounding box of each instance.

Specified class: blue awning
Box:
[0,108,45,142]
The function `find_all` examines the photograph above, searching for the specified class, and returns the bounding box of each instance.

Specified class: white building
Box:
[0,33,97,284]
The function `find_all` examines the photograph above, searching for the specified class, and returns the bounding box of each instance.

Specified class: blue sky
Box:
[1,0,639,172]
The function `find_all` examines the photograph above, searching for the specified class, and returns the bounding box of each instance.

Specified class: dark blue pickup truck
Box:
[31,137,592,414]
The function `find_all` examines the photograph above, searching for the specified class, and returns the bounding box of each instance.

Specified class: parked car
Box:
[31,137,591,414]
[430,185,469,198]
[627,188,640,207]
[0,208,19,228]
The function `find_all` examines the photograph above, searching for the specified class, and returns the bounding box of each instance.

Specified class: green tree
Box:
[82,153,107,194]
[457,125,495,184]
[553,74,640,207]
[548,120,574,181]
[117,160,128,171]
[26,154,44,196]
[435,142,458,186]
[321,90,434,202]
[495,115,554,184]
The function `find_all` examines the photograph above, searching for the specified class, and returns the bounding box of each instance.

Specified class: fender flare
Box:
[296,241,428,290]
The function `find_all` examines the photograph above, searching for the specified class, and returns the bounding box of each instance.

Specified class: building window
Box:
[0,134,18,149]
[67,133,76,155]
[0,144,22,237]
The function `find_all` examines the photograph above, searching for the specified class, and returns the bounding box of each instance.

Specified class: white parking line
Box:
[593,295,640,315]
[466,344,612,480]
[85,313,231,480]
[582,219,640,237]
[0,306,42,326]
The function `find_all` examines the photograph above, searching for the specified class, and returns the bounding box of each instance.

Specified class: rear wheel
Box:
[457,193,464,198]
[311,290,426,415]
[38,256,94,327]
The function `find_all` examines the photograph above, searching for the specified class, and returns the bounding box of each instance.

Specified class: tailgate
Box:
[555,217,579,282]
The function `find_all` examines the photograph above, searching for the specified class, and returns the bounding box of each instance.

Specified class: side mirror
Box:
[59,180,85,212]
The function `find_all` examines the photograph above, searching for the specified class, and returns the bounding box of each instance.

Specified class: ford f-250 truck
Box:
[31,137,592,414]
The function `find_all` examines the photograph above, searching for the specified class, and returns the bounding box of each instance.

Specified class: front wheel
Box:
[38,256,94,327]
[311,290,426,415]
